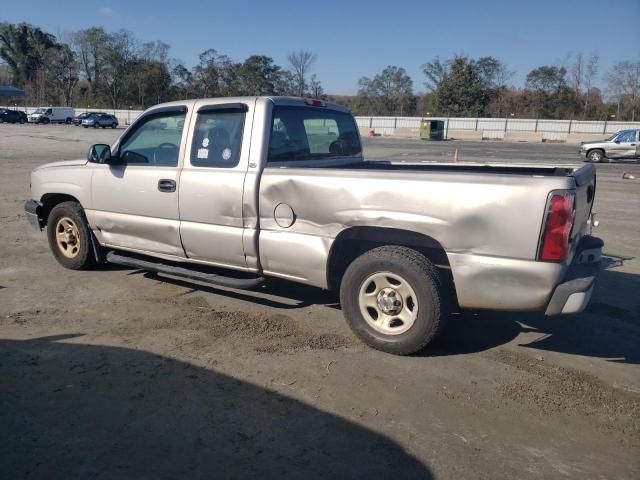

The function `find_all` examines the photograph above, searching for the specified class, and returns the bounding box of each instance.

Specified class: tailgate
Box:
[571,163,596,240]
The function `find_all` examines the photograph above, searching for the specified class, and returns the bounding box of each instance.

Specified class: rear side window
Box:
[191,110,245,168]
[268,106,361,163]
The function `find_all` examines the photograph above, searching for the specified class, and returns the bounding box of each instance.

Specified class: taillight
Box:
[539,191,575,262]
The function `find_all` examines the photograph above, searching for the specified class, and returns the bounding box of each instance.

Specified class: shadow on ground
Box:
[0,335,431,479]
[429,258,640,364]
[111,256,639,364]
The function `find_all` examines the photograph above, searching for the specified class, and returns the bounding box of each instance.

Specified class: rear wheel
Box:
[340,246,448,355]
[46,201,95,270]
[42,117,50,125]
[588,149,605,163]
[111,122,117,129]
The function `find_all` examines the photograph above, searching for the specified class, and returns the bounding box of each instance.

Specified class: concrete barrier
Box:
[481,130,504,140]
[447,129,483,140]
[392,127,419,138]
[565,133,609,144]
[504,132,544,143]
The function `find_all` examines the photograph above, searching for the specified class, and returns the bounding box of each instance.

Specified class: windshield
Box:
[268,106,361,162]
[33,108,45,114]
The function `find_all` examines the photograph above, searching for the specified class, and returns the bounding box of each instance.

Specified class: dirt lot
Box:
[1,124,639,479]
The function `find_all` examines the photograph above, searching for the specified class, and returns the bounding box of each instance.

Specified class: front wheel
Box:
[46,201,95,270]
[588,149,605,163]
[340,246,448,355]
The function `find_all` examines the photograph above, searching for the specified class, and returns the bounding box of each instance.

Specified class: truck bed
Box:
[278,159,596,185]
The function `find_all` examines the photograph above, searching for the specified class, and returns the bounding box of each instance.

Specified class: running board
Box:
[106,251,265,289]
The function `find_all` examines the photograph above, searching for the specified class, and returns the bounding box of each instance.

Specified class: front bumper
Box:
[24,200,43,230]
[545,236,603,315]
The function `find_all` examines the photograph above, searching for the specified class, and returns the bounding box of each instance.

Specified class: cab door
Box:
[177,100,254,270]
[87,105,192,257]
[609,130,637,158]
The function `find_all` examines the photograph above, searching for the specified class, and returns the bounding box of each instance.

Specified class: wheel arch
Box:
[40,193,83,227]
[326,226,453,292]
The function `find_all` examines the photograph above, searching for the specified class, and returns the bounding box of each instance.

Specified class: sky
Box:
[2,0,639,95]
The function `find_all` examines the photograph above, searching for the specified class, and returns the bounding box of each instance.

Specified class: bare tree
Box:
[607,61,640,120]
[582,52,599,117]
[569,52,583,93]
[287,50,316,97]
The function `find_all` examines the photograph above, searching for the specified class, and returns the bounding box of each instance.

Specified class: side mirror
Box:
[88,144,112,163]
[614,140,620,144]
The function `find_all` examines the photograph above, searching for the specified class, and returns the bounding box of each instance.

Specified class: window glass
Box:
[190,110,245,168]
[617,130,637,143]
[119,112,186,166]
[268,106,361,162]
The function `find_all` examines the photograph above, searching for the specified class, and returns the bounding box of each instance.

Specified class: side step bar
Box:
[106,251,265,289]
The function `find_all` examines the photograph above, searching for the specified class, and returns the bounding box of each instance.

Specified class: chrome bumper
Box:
[545,236,603,315]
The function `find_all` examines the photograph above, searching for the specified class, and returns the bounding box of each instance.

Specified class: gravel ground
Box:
[1,124,639,479]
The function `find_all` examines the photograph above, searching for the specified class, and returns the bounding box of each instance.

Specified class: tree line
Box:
[0,23,322,110]
[1,21,638,121]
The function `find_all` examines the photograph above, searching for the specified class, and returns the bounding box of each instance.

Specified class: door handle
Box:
[157,179,176,192]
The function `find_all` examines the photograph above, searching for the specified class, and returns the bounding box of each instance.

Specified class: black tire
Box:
[46,201,96,270]
[65,118,72,124]
[42,117,50,125]
[111,123,117,129]
[93,123,99,128]
[340,246,448,355]
[587,149,605,163]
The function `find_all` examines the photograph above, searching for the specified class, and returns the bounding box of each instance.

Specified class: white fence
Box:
[355,116,640,141]
[2,106,144,125]
[4,106,639,142]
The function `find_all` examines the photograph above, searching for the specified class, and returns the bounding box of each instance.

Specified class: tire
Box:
[19,118,25,124]
[46,201,95,270]
[587,149,605,163]
[111,123,117,129]
[93,123,99,128]
[42,117,50,125]
[65,118,72,125]
[340,246,448,355]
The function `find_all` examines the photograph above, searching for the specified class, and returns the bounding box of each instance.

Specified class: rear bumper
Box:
[545,236,603,315]
[24,200,43,230]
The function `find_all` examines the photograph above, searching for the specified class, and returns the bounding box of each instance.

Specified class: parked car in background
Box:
[580,129,640,162]
[81,113,119,129]
[27,106,75,124]
[0,108,27,124]
[73,111,107,126]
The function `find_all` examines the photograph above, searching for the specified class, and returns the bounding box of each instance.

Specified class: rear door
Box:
[177,100,254,269]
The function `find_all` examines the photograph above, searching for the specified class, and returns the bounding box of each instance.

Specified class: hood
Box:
[34,159,88,171]
[581,139,609,146]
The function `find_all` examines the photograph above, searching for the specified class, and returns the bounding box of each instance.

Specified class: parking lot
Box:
[1,123,639,479]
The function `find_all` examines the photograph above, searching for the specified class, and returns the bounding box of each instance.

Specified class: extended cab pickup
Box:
[25,97,603,354]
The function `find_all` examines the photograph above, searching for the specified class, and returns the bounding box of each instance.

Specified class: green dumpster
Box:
[420,120,445,140]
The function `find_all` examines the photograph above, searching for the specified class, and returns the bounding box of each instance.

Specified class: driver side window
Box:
[119,112,186,166]
[617,131,636,143]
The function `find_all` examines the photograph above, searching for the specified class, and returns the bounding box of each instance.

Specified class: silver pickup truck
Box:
[25,97,603,354]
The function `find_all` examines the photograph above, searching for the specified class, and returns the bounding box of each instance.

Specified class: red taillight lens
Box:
[539,192,575,262]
